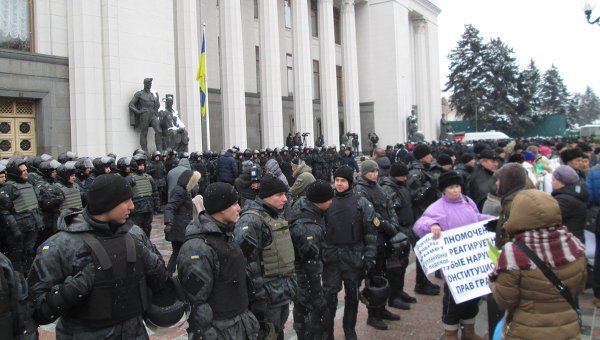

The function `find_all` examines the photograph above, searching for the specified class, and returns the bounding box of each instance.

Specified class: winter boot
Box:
[460,324,482,340]
[445,330,459,340]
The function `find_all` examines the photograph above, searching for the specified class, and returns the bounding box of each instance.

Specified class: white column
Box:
[426,19,443,140]
[341,0,361,141]
[259,0,284,148]
[175,0,202,150]
[100,0,123,154]
[219,0,247,149]
[67,0,107,156]
[292,0,314,146]
[413,18,431,140]
[318,0,340,146]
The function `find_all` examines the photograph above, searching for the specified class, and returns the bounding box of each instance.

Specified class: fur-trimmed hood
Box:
[177,170,201,192]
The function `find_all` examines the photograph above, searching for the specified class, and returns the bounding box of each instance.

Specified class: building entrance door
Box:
[0,99,37,158]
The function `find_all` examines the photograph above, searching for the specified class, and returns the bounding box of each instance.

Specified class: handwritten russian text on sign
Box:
[414,219,496,303]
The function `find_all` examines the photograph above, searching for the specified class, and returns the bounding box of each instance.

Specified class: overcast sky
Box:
[437,0,600,98]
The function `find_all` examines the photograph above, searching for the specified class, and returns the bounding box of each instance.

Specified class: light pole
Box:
[584,2,600,26]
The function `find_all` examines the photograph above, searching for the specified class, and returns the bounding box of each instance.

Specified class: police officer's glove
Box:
[363,259,376,279]
[164,223,172,241]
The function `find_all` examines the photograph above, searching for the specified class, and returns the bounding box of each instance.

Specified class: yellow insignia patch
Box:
[373,217,380,227]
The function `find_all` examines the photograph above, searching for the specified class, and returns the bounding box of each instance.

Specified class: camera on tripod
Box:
[302,132,310,137]
[346,132,358,139]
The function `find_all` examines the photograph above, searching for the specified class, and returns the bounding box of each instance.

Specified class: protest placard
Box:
[414,219,496,303]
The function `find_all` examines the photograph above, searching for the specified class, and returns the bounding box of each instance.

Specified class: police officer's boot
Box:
[343,302,358,340]
[366,312,388,330]
[378,307,400,321]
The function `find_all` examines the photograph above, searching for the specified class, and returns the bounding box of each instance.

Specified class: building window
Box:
[334,7,341,45]
[284,0,292,29]
[312,60,320,100]
[310,0,318,38]
[254,0,259,19]
[336,65,343,102]
[286,54,294,96]
[255,46,261,93]
[0,0,33,52]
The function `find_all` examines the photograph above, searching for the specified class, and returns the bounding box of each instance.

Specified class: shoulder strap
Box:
[514,240,581,327]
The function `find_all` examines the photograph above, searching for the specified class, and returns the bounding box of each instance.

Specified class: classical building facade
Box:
[0,0,441,156]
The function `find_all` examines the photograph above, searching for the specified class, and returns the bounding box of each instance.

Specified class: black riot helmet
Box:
[6,158,27,181]
[56,161,77,184]
[57,151,78,164]
[133,148,146,156]
[38,160,61,180]
[152,150,162,161]
[144,277,187,329]
[386,232,410,258]
[131,153,147,173]
[359,276,391,308]
[116,157,133,174]
[244,149,252,158]
[75,157,93,174]
[92,156,114,175]
[180,152,190,159]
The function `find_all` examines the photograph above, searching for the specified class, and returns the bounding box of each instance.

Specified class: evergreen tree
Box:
[479,38,522,135]
[445,24,486,121]
[539,65,570,117]
[516,59,542,122]
[575,87,600,126]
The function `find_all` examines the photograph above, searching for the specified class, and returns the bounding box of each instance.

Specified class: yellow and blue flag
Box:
[196,28,208,117]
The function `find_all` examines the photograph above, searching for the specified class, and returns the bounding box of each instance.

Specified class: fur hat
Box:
[438,171,462,192]
[412,144,431,161]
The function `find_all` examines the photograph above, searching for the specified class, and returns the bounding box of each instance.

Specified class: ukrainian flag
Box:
[196,28,208,117]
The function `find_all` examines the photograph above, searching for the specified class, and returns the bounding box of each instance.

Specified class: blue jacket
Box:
[340,153,359,172]
[586,165,600,204]
[217,152,238,184]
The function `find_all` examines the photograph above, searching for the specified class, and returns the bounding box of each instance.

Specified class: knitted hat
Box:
[438,171,462,192]
[553,165,580,186]
[412,144,431,161]
[560,148,585,164]
[204,182,239,214]
[306,180,334,203]
[437,154,453,166]
[87,174,133,215]
[522,150,536,162]
[258,174,288,199]
[460,153,475,164]
[494,163,526,196]
[334,165,355,184]
[390,162,409,177]
[360,160,379,174]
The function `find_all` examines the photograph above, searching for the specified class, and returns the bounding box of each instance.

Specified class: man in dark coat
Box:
[164,169,201,276]
[27,174,168,339]
[0,252,37,339]
[289,180,334,339]
[340,147,359,173]
[372,148,391,179]
[177,183,260,339]
[466,149,500,211]
[552,165,589,244]
[234,175,296,339]
[217,150,239,185]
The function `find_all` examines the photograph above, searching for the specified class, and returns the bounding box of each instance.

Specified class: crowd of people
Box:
[0,136,597,340]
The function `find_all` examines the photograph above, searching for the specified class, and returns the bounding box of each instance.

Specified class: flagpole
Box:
[203,24,211,150]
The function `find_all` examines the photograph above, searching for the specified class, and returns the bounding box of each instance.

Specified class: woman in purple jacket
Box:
[413,170,490,340]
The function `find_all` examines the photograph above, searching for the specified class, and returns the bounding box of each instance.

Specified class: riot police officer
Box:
[55,162,84,212]
[35,159,65,243]
[0,159,44,274]
[177,183,260,339]
[116,156,135,187]
[74,157,93,192]
[289,180,334,339]
[129,153,160,238]
[0,252,36,340]
[234,175,296,340]
[83,156,114,192]
[354,160,401,330]
[147,150,168,206]
[322,166,378,339]
[27,174,168,339]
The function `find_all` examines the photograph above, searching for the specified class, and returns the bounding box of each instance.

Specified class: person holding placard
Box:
[413,171,490,340]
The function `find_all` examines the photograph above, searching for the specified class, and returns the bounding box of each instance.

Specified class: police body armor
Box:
[242,210,294,277]
[8,181,39,214]
[132,174,153,198]
[358,183,392,221]
[0,266,12,340]
[325,194,362,245]
[56,183,83,210]
[67,232,148,328]
[200,233,249,320]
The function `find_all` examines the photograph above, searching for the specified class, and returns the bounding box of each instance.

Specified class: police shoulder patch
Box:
[42,243,52,250]
[190,253,201,260]
[373,217,380,227]
[306,235,314,240]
